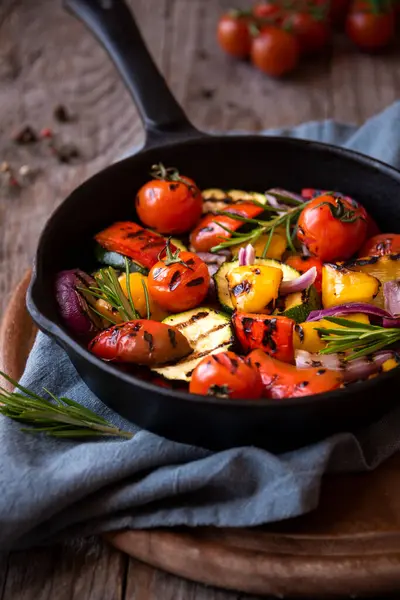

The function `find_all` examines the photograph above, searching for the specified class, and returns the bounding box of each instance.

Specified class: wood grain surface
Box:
[1,0,400,598]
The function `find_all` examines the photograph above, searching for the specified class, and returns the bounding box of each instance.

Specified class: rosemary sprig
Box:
[211,202,307,253]
[316,317,400,361]
[83,261,140,323]
[0,371,133,439]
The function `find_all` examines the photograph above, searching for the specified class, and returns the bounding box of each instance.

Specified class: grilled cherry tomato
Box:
[358,233,400,257]
[346,1,394,51]
[251,26,299,77]
[286,255,323,292]
[282,12,330,54]
[135,163,202,235]
[297,194,368,261]
[189,351,263,399]
[89,320,192,366]
[217,12,252,58]
[233,312,295,363]
[301,188,380,238]
[148,242,209,312]
[190,202,265,253]
[248,350,342,398]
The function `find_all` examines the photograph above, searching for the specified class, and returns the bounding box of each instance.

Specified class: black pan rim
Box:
[26,133,400,410]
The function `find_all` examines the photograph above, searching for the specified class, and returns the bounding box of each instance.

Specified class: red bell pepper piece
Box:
[189,202,265,253]
[286,255,323,293]
[233,312,295,363]
[95,221,175,270]
[248,350,342,399]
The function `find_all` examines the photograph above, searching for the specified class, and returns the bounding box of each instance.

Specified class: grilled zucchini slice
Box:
[276,285,321,323]
[152,308,233,381]
[214,258,300,313]
[201,188,266,214]
[94,243,148,275]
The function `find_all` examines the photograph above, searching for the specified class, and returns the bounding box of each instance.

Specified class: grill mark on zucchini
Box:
[173,342,231,366]
[196,323,230,341]
[173,311,210,329]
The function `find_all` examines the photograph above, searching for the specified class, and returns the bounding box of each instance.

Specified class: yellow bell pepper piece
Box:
[95,298,123,325]
[226,265,283,314]
[322,264,380,309]
[118,273,168,321]
[293,313,370,353]
[381,358,399,373]
[340,255,400,308]
[231,233,286,261]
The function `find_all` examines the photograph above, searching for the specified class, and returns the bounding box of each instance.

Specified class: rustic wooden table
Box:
[0,0,400,597]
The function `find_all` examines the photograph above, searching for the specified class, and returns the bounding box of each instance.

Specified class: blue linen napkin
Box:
[1,101,400,552]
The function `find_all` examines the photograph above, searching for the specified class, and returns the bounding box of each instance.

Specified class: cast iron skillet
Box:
[27,0,400,453]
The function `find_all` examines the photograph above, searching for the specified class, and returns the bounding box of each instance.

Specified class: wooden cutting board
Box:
[2,272,400,599]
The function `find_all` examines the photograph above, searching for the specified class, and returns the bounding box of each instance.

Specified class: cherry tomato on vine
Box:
[189,351,263,399]
[346,0,395,51]
[136,163,202,235]
[297,194,368,261]
[148,241,209,312]
[217,12,253,58]
[358,233,400,257]
[283,12,330,54]
[252,1,282,21]
[251,26,299,77]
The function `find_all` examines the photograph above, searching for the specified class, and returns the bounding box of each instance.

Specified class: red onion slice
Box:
[238,244,255,266]
[295,349,396,382]
[266,188,304,205]
[55,269,102,337]
[279,267,317,295]
[384,280,400,317]
[307,302,400,327]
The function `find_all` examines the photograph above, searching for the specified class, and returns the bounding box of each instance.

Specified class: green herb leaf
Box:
[316,317,400,361]
[0,371,133,440]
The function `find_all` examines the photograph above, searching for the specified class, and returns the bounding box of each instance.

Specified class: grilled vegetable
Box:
[153,308,233,381]
[201,188,266,214]
[277,284,321,323]
[249,350,342,399]
[89,320,192,366]
[232,232,287,261]
[135,163,203,235]
[293,313,370,353]
[189,351,263,399]
[358,234,400,258]
[118,272,168,321]
[233,312,295,363]
[189,202,265,253]
[148,243,209,312]
[55,269,103,337]
[297,194,368,261]
[215,258,299,313]
[94,243,148,275]
[343,254,400,309]
[286,255,323,292]
[322,264,380,308]
[95,221,177,271]
[227,264,283,314]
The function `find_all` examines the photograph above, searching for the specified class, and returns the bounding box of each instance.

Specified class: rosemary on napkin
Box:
[316,317,400,361]
[0,371,133,440]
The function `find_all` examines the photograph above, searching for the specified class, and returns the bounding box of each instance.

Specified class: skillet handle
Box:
[63,0,202,147]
